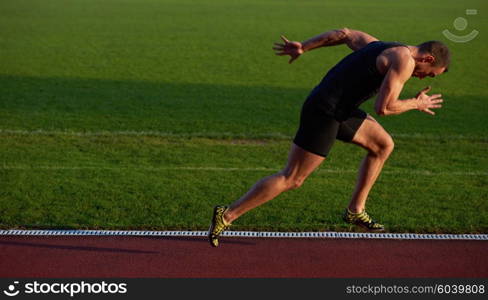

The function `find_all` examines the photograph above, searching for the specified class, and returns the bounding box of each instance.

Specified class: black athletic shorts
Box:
[293,101,367,157]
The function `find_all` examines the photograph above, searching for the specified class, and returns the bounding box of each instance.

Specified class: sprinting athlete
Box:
[208,28,450,247]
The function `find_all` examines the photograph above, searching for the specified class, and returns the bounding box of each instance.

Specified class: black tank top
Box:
[306,41,407,121]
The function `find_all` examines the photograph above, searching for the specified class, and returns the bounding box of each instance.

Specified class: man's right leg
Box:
[208,143,325,247]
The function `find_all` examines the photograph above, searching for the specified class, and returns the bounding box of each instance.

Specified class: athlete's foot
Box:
[343,208,385,232]
[208,205,232,247]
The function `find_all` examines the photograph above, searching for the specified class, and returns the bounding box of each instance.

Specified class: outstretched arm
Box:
[273,28,378,63]
[302,28,378,52]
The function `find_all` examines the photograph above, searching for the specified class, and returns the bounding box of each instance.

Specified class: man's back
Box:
[308,41,408,120]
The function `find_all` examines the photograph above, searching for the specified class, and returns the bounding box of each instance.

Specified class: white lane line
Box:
[0,230,486,240]
[0,129,486,141]
[1,165,486,176]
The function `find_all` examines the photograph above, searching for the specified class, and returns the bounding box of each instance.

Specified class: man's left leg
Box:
[343,115,394,230]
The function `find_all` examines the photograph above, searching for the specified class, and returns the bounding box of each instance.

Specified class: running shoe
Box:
[208,205,231,247]
[343,208,384,231]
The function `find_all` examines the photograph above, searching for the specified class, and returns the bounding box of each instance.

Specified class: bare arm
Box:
[273,28,378,63]
[301,28,378,52]
[375,50,444,116]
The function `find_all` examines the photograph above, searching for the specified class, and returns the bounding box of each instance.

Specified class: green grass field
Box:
[1,0,487,233]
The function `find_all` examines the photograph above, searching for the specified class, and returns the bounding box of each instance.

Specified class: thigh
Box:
[283,143,325,180]
[349,115,394,152]
[336,109,368,142]
[293,102,340,157]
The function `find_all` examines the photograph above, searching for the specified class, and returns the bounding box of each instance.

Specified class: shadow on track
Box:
[0,240,158,254]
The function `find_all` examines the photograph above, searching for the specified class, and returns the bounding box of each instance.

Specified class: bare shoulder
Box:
[387,46,414,69]
[377,46,414,76]
[342,28,379,51]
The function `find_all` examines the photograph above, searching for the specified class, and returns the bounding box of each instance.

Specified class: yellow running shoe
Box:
[343,208,385,232]
[208,206,231,247]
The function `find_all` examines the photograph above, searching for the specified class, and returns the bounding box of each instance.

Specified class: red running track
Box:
[0,236,486,278]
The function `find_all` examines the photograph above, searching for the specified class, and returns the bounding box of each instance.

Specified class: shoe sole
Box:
[343,214,385,232]
[348,221,385,232]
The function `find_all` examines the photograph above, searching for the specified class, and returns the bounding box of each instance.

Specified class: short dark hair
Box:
[417,41,451,71]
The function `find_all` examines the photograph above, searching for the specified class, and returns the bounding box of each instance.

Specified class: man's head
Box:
[412,41,451,79]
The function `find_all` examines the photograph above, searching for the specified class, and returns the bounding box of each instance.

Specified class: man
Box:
[208,28,450,247]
